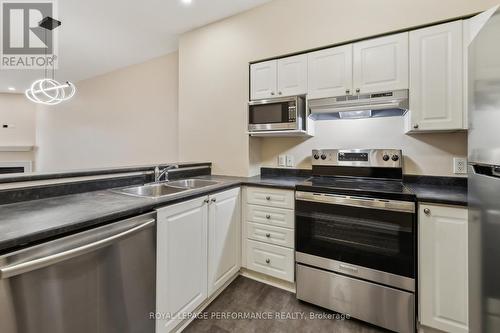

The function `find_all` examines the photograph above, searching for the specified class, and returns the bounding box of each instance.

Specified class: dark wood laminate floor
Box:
[184,276,387,333]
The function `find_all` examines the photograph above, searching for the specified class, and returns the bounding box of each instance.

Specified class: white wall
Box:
[0,93,36,165]
[178,0,499,177]
[36,52,179,172]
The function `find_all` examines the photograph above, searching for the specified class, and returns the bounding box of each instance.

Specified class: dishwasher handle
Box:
[0,218,155,279]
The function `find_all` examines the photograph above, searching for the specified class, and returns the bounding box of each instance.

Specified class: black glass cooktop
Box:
[296,176,415,201]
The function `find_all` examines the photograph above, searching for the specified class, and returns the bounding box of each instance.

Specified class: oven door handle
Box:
[295,191,415,213]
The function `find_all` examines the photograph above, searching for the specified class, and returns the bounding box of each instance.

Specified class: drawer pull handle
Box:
[265,233,271,238]
[266,214,271,219]
[265,196,271,200]
[265,258,271,264]
[339,264,358,273]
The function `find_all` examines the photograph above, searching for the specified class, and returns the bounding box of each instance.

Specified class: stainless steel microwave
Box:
[248,95,306,132]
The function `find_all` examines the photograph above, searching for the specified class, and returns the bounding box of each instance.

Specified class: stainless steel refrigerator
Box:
[468,5,500,333]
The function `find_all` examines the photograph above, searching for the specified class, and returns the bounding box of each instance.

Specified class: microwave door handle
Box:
[0,219,155,279]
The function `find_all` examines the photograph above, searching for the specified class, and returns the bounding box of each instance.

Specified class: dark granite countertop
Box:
[0,177,240,253]
[0,174,309,253]
[0,172,466,254]
[403,175,467,207]
[404,183,467,206]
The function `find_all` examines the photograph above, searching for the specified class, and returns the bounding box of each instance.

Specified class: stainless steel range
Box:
[295,149,416,333]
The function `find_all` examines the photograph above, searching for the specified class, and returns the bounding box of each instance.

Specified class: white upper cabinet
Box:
[250,60,277,100]
[307,45,353,99]
[250,55,307,100]
[419,204,468,333]
[208,188,241,296]
[277,54,308,97]
[408,21,464,132]
[353,32,409,94]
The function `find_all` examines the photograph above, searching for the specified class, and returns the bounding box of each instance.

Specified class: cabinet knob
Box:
[266,233,271,238]
[265,258,271,264]
[203,199,209,204]
[270,92,275,96]
[424,208,431,215]
[278,91,282,95]
[413,124,419,129]
[211,198,216,203]
[265,196,271,201]
[346,89,350,94]
[266,214,271,219]
[356,88,360,93]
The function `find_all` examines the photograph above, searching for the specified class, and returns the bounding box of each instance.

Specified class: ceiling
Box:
[0,0,270,93]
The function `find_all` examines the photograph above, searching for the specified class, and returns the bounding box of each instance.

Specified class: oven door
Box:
[248,97,299,131]
[295,191,415,290]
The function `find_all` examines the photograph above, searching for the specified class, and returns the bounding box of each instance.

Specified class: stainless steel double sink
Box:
[112,179,220,199]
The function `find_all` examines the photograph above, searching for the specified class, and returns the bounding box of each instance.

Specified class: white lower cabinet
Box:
[208,188,241,295]
[156,187,241,332]
[246,239,294,282]
[242,186,295,284]
[156,197,208,333]
[419,203,468,333]
[247,222,294,248]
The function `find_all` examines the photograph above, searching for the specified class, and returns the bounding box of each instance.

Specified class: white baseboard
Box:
[240,268,296,293]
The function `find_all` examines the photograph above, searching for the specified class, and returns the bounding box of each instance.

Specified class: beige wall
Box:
[178,0,498,177]
[260,118,467,176]
[36,52,179,172]
[0,93,36,165]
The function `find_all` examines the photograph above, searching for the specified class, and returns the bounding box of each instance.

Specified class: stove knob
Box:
[321,154,327,160]
[391,155,400,162]
[313,154,320,160]
[382,154,390,161]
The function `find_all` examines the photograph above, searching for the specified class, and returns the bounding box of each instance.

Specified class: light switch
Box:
[286,155,294,167]
[278,155,286,167]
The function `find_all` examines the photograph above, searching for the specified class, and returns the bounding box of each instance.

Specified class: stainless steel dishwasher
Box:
[0,212,156,333]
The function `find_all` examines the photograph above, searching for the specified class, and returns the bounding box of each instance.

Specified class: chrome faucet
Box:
[154,164,179,182]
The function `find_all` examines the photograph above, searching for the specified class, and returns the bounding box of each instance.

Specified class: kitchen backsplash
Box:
[258,117,467,177]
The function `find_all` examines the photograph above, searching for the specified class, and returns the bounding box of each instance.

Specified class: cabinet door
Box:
[208,188,241,296]
[277,54,307,97]
[156,197,208,332]
[307,44,353,99]
[353,32,409,94]
[250,60,277,100]
[409,21,463,131]
[419,204,468,333]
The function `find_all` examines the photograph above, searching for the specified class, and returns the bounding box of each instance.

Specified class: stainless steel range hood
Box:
[308,89,409,120]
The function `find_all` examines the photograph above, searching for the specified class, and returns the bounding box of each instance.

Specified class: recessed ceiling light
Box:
[181,0,192,5]
[7,87,16,91]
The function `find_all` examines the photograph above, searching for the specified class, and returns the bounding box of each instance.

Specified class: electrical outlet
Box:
[453,157,467,174]
[278,155,286,167]
[286,155,295,167]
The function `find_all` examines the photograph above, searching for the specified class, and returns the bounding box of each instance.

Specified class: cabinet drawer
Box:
[246,204,294,229]
[246,239,294,282]
[246,187,294,209]
[247,222,294,248]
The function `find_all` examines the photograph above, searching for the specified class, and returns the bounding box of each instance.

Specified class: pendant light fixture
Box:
[25,17,76,105]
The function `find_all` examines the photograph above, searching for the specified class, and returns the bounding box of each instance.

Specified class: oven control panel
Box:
[312,149,402,168]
